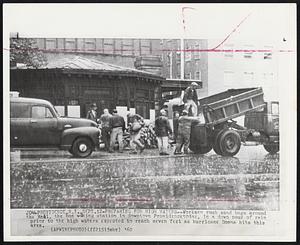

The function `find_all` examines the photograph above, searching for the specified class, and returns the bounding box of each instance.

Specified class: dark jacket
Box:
[100,113,112,128]
[109,114,125,131]
[155,116,172,137]
[173,117,179,138]
[86,110,98,122]
[183,87,198,103]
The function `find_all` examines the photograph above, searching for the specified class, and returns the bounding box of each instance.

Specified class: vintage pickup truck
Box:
[10,96,100,158]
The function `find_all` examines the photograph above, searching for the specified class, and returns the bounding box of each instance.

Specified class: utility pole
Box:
[169,52,173,79]
[181,7,195,80]
[180,38,184,79]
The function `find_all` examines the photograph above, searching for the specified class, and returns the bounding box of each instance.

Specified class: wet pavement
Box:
[10,145,279,210]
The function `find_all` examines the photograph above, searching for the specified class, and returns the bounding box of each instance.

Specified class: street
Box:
[10,145,279,210]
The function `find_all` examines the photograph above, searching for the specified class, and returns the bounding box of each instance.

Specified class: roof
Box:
[14,56,163,80]
[10,97,53,107]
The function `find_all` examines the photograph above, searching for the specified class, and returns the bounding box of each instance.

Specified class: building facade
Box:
[10,57,163,121]
[13,37,278,109]
[206,39,278,101]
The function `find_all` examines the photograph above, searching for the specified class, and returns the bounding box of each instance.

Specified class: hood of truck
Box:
[58,117,97,128]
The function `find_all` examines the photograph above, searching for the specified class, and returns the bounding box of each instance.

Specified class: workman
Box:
[155,109,173,155]
[183,82,199,117]
[127,112,145,154]
[108,109,125,153]
[174,110,199,154]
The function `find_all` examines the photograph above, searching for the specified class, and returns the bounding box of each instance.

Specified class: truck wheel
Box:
[219,130,241,157]
[189,144,212,154]
[71,137,93,158]
[213,130,223,155]
[263,144,279,154]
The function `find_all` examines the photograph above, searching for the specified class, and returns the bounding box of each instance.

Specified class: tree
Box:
[10,38,47,68]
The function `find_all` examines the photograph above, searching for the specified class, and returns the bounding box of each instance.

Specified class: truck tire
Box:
[71,137,93,158]
[189,144,212,154]
[219,130,241,157]
[213,130,223,155]
[263,144,279,154]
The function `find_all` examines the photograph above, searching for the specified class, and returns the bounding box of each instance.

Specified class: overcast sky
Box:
[3,3,296,50]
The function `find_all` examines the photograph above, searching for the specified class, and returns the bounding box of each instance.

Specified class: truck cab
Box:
[10,96,100,157]
[244,101,279,154]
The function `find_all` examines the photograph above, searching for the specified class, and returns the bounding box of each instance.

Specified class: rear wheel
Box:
[213,130,223,155]
[189,143,212,154]
[71,137,93,158]
[219,130,241,157]
[263,143,279,154]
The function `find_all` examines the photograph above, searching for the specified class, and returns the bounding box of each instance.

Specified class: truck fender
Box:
[60,127,100,149]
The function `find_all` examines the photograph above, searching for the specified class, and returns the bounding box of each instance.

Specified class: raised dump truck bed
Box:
[200,87,265,126]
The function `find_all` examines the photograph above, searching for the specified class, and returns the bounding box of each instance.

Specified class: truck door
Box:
[10,102,31,146]
[267,101,279,134]
[29,105,60,146]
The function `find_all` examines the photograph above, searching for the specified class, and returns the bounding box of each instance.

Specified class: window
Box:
[85,38,96,51]
[262,72,274,84]
[176,63,181,78]
[264,52,272,59]
[263,46,273,60]
[194,42,200,59]
[10,103,30,118]
[184,73,192,79]
[122,39,133,56]
[224,44,234,58]
[185,45,192,61]
[136,102,149,119]
[195,70,202,81]
[45,38,57,50]
[176,51,181,62]
[244,72,254,82]
[103,39,114,54]
[271,102,279,114]
[224,71,235,88]
[65,38,76,51]
[32,106,54,119]
[244,45,254,59]
[140,39,151,55]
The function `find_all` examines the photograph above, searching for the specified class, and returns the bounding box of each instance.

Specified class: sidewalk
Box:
[10,146,177,162]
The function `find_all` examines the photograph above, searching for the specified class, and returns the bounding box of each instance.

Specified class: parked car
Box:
[10,96,100,158]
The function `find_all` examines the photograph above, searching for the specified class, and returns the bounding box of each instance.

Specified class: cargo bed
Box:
[199,87,265,126]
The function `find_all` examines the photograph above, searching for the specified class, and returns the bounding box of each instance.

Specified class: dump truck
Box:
[170,87,279,156]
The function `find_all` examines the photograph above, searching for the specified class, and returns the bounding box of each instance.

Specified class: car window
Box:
[271,103,279,114]
[10,103,30,118]
[32,106,54,119]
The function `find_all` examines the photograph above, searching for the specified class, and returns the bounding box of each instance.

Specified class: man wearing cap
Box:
[174,110,199,155]
[154,109,172,155]
[108,109,125,153]
[183,82,199,117]
[86,103,98,123]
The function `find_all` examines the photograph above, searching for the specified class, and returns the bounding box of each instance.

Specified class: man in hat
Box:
[108,109,125,153]
[174,110,199,155]
[183,82,199,117]
[86,103,98,123]
[154,109,172,155]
